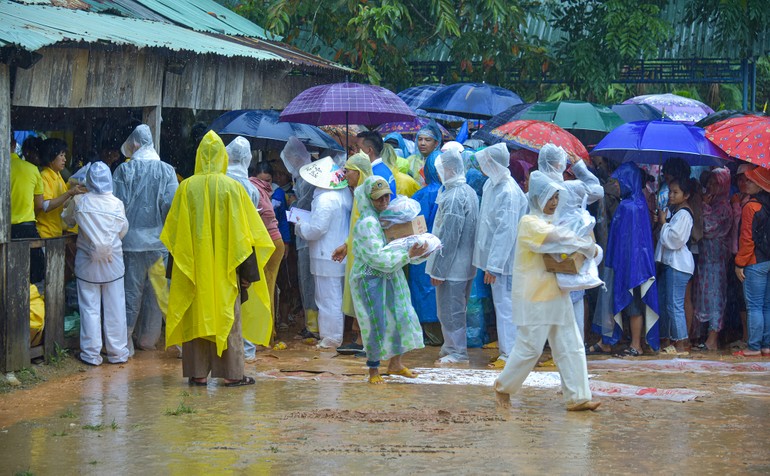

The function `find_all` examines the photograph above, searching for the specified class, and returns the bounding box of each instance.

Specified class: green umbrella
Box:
[515,100,624,147]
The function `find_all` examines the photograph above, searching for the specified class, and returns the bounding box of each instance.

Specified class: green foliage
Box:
[59,409,77,419]
[82,423,105,431]
[48,344,69,367]
[165,401,196,416]
[685,0,769,59]
[549,0,671,102]
[233,0,545,91]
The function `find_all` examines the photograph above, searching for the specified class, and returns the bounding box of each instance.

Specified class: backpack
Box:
[750,194,770,263]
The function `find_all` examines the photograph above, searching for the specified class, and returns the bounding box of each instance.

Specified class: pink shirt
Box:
[249,177,281,241]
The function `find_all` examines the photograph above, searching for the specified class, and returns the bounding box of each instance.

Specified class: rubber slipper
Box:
[224,376,256,387]
[585,344,612,355]
[188,377,207,386]
[387,367,418,378]
[616,347,642,357]
[732,350,761,357]
[488,358,506,369]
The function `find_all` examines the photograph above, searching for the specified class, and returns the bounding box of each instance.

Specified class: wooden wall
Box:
[12,47,164,108]
[0,64,9,245]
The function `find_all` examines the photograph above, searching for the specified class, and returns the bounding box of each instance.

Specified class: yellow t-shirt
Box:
[10,154,43,224]
[36,167,68,238]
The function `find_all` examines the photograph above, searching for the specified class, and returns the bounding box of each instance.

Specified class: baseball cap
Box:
[746,166,770,193]
[369,177,391,200]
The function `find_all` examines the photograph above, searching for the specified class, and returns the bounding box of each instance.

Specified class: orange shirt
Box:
[735,200,762,268]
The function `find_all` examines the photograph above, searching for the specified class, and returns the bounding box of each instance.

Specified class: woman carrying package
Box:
[350,176,431,384]
[494,171,600,412]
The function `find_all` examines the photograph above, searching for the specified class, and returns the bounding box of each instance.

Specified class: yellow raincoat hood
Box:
[160,131,275,355]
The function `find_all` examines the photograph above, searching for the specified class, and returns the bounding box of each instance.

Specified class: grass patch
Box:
[110,419,119,430]
[48,344,69,367]
[179,390,190,397]
[165,401,196,416]
[15,471,34,476]
[82,423,105,431]
[16,368,41,385]
[88,461,98,465]
[51,430,68,437]
[59,409,77,419]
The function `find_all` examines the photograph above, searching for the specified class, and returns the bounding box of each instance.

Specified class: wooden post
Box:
[1,240,31,372]
[143,105,162,155]
[0,63,10,245]
[43,238,65,360]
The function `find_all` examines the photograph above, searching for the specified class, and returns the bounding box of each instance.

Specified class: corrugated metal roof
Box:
[0,2,352,71]
[12,0,276,39]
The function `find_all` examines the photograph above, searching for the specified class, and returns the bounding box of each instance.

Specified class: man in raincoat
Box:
[113,124,178,355]
[62,162,129,366]
[295,157,353,349]
[407,121,442,186]
[538,144,604,338]
[426,150,479,364]
[494,171,599,411]
[160,131,274,387]
[356,131,397,197]
[473,143,529,368]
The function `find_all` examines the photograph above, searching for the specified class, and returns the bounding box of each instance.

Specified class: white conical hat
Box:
[299,156,348,190]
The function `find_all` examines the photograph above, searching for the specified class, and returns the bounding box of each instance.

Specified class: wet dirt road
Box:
[1,346,769,475]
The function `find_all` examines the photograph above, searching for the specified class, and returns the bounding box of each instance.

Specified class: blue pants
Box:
[743,260,770,351]
[658,265,691,342]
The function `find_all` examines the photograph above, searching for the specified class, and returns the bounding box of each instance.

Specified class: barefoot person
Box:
[350,177,431,384]
[494,171,600,411]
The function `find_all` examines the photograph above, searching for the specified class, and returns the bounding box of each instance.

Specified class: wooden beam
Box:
[43,237,65,361]
[143,105,162,155]
[1,240,30,372]
[0,64,10,245]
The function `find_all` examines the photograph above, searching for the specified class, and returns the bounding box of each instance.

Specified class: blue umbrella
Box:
[397,84,466,123]
[419,82,523,119]
[590,120,731,166]
[611,104,663,123]
[210,109,343,151]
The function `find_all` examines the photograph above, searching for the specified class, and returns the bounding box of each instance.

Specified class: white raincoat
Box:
[62,162,129,365]
[494,171,596,407]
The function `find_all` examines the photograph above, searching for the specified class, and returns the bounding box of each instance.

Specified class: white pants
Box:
[491,276,517,359]
[494,320,592,406]
[573,298,585,340]
[315,275,344,346]
[78,278,130,365]
[436,279,472,360]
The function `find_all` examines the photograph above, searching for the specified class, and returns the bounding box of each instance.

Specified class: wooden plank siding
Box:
[2,240,31,372]
[42,238,65,362]
[0,64,9,245]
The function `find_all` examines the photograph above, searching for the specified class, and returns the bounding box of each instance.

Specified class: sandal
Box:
[488,358,506,369]
[224,376,256,387]
[368,374,385,385]
[585,344,612,356]
[387,367,418,378]
[617,347,642,357]
[732,350,761,357]
[188,377,207,386]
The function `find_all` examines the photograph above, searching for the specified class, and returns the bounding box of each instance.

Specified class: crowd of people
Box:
[8,118,770,409]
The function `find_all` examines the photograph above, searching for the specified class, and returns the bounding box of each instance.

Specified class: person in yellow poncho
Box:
[381,144,421,197]
[331,152,373,354]
[160,131,275,387]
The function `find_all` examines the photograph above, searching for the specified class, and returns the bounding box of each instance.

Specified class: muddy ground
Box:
[1,341,769,475]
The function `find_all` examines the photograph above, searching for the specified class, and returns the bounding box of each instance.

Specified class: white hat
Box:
[299,156,348,190]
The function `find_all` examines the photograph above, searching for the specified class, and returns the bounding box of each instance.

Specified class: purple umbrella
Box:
[419,82,524,119]
[590,120,731,166]
[279,82,415,126]
[622,94,714,123]
[375,116,454,141]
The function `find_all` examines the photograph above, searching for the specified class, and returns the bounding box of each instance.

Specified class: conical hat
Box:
[299,156,348,190]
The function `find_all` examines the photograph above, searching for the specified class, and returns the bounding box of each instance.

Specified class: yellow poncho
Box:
[382,144,420,197]
[342,153,373,316]
[160,131,275,356]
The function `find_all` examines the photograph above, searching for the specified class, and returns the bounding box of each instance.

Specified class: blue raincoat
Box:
[593,162,660,349]
[407,149,441,323]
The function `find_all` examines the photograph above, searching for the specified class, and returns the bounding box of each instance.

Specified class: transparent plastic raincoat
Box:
[160,131,274,356]
[473,143,528,276]
[341,152,373,317]
[426,150,479,282]
[350,177,425,362]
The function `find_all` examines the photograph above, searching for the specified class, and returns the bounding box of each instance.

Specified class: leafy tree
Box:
[231,0,546,91]
[685,0,769,60]
[547,0,671,102]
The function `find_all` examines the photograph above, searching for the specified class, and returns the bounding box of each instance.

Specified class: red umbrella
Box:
[705,115,769,168]
[490,120,590,161]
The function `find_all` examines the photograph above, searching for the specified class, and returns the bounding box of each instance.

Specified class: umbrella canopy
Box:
[611,104,663,123]
[695,110,761,128]
[419,82,524,119]
[209,109,343,151]
[472,103,534,145]
[397,85,466,123]
[318,124,368,153]
[375,116,454,142]
[490,120,590,161]
[590,120,730,166]
[622,93,714,123]
[515,101,624,146]
[279,82,415,126]
[705,115,770,168]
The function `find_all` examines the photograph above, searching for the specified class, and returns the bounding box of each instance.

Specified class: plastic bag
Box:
[379,196,421,228]
[556,245,605,291]
[30,284,45,346]
[383,232,442,263]
[68,162,91,186]
[466,269,491,348]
